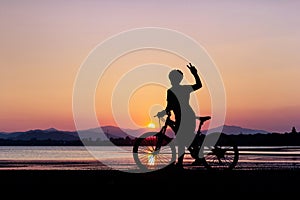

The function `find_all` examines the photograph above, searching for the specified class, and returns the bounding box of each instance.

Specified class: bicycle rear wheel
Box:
[133,132,176,172]
[201,133,239,170]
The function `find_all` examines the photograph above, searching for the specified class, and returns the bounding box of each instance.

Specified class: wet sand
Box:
[0,167,299,194]
[0,159,111,170]
[0,159,299,194]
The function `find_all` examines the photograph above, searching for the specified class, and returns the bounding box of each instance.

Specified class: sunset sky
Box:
[1,0,300,133]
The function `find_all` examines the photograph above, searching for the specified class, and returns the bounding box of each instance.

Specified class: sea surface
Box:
[0,146,300,171]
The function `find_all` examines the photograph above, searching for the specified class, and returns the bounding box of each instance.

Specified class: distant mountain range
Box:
[0,125,271,142]
[0,128,78,141]
[206,125,269,135]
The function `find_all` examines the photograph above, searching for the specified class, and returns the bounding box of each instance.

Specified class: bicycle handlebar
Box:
[196,116,211,121]
[154,115,211,122]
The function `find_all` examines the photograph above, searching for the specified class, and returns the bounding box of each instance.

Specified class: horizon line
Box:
[1,124,294,134]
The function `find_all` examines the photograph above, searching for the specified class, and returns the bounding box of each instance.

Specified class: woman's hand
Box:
[187,63,198,74]
[156,110,167,118]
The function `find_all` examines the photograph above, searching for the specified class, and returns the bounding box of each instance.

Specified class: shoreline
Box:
[1,158,300,170]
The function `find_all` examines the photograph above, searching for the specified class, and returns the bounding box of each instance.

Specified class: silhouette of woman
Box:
[157,63,202,168]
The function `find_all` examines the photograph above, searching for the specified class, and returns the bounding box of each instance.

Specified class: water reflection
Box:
[0,146,300,170]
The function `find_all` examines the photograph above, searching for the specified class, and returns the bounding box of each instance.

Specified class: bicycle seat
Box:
[196,116,211,123]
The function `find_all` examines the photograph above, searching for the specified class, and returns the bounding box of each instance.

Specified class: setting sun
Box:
[147,122,156,129]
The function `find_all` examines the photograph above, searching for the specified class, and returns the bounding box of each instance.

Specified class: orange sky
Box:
[1,1,300,133]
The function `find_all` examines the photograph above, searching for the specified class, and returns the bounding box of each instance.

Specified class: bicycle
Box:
[132,113,239,172]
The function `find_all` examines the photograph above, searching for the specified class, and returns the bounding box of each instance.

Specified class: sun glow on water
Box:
[148,154,156,166]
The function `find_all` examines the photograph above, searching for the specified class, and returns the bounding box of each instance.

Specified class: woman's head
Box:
[169,69,183,86]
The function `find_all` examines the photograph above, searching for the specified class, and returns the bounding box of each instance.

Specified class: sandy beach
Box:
[0,166,299,194]
[0,159,299,194]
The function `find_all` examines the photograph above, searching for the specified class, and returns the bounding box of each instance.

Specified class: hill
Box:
[0,126,153,145]
[206,125,269,135]
[2,125,299,146]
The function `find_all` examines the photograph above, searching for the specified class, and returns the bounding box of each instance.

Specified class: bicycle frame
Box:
[133,114,239,171]
[155,114,211,154]
[154,114,175,152]
[157,114,211,134]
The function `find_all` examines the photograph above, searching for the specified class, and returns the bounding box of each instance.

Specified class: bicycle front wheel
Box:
[133,132,176,172]
[201,133,239,171]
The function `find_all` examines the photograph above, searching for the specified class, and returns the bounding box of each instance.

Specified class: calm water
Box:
[1,146,300,170]
[0,146,137,170]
